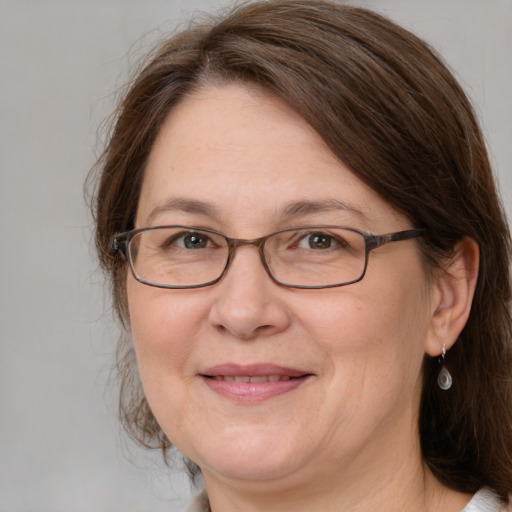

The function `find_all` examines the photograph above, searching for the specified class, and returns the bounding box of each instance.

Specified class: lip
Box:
[200,363,313,402]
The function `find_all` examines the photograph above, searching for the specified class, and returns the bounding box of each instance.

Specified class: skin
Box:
[127,83,478,511]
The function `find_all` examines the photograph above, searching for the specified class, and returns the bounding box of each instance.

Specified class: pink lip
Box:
[200,363,313,402]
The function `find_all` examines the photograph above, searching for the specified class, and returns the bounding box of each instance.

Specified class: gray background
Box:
[1,1,510,511]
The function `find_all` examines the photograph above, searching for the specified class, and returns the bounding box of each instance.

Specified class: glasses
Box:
[113,225,424,290]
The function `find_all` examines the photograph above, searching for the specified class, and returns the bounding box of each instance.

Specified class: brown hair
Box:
[89,0,512,499]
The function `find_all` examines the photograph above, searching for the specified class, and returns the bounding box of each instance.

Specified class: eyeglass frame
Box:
[113,225,425,290]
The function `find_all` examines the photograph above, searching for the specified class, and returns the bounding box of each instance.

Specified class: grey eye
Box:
[181,232,210,249]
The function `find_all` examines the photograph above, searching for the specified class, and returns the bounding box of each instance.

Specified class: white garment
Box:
[461,488,507,512]
[185,487,507,512]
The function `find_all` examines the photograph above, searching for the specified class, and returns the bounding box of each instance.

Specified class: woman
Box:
[89,1,512,510]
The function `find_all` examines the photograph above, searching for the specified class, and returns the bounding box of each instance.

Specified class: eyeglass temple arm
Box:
[366,228,425,251]
[113,238,128,258]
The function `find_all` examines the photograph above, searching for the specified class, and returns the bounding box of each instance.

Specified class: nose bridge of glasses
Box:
[225,236,270,273]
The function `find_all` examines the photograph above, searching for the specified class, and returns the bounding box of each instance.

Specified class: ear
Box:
[424,237,479,357]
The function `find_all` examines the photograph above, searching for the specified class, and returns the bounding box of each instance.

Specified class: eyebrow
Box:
[146,196,367,225]
[279,198,367,220]
[146,197,221,224]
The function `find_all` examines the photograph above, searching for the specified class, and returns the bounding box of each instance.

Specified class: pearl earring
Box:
[437,343,452,390]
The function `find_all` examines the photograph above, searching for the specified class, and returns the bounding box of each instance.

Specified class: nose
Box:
[207,245,291,340]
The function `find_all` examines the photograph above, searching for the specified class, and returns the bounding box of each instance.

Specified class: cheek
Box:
[126,281,212,442]
[126,279,205,384]
[299,270,431,390]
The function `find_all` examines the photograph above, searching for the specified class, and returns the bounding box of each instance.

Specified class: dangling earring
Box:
[437,343,452,390]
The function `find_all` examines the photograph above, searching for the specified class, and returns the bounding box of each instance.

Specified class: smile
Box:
[200,364,313,402]
[209,375,295,382]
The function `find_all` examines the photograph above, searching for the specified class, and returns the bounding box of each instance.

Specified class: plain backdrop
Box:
[1,1,510,511]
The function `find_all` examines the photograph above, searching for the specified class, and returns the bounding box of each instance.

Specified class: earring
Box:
[437,343,452,390]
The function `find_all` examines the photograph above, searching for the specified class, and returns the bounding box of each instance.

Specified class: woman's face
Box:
[128,84,437,491]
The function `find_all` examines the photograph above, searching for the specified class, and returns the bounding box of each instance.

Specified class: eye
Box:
[177,232,212,249]
[297,232,345,250]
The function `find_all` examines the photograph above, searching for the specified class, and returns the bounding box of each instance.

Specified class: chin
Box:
[184,426,312,485]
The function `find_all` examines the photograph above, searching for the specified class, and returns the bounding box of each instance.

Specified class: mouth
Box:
[200,364,313,402]
[208,375,296,382]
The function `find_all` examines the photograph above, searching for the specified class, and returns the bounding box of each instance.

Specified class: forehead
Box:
[137,83,407,233]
